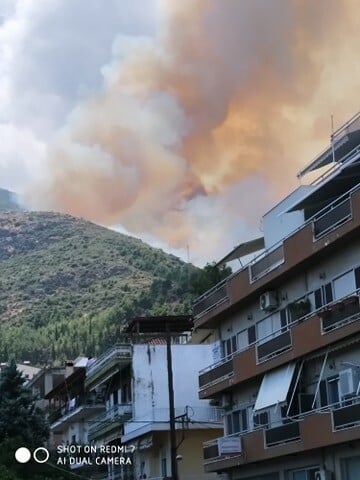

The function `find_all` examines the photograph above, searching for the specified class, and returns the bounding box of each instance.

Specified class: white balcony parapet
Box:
[123,406,223,441]
[88,403,132,438]
[87,345,132,376]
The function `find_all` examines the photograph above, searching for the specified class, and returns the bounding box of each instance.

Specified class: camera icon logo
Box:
[15,447,50,464]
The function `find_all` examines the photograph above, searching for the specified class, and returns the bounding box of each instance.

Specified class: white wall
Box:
[262,185,312,249]
[131,344,213,418]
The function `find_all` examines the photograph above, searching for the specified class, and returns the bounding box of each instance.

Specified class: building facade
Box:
[194,112,360,480]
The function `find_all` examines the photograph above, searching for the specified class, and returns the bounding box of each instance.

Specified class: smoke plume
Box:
[28,0,360,254]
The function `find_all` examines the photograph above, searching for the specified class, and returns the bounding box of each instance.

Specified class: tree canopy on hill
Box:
[0,212,197,364]
[190,262,232,297]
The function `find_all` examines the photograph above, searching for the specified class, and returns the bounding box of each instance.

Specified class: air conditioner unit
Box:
[315,470,332,480]
[339,368,360,397]
[259,291,278,311]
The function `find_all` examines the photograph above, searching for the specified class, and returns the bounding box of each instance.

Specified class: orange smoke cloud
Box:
[29,0,360,250]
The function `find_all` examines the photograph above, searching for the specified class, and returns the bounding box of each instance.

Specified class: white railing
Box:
[88,403,132,436]
[87,344,132,377]
[124,406,223,437]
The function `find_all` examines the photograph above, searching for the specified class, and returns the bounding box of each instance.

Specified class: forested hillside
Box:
[0,211,197,364]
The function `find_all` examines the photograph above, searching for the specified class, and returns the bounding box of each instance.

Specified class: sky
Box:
[0,0,359,265]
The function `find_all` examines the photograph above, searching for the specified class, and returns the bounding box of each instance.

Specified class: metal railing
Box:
[49,396,105,425]
[249,244,284,282]
[193,177,360,319]
[87,344,132,376]
[313,197,352,238]
[88,403,132,438]
[124,406,223,438]
[198,288,360,389]
[193,280,228,319]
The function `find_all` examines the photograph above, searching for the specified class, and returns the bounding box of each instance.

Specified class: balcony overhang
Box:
[289,155,360,215]
[216,237,265,267]
[50,404,105,433]
[298,112,360,177]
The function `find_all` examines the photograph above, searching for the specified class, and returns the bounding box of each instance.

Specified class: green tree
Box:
[0,360,48,446]
[190,262,232,296]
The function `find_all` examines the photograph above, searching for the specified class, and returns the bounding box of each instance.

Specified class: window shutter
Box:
[319,380,328,407]
[314,288,323,309]
[355,267,360,290]
[248,325,256,344]
[324,283,333,303]
[241,409,248,431]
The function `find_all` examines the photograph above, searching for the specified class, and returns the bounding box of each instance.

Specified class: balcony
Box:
[264,421,300,447]
[86,345,132,390]
[313,197,351,238]
[122,407,223,443]
[319,295,360,332]
[332,401,360,430]
[199,358,233,390]
[49,396,105,433]
[193,281,229,320]
[256,330,292,363]
[203,402,360,472]
[194,182,360,329]
[88,403,132,441]
[199,291,360,398]
[249,245,284,282]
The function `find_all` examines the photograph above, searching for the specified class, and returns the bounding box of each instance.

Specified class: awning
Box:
[216,237,265,266]
[286,153,360,214]
[254,363,296,412]
[298,111,360,178]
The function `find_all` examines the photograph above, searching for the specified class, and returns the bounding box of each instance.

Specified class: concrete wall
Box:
[134,430,220,479]
[131,344,214,420]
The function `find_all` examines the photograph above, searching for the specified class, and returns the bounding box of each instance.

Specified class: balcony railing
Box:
[86,344,132,388]
[319,295,360,332]
[256,330,292,363]
[249,244,284,282]
[199,358,233,389]
[88,403,132,439]
[193,176,360,320]
[49,396,105,426]
[332,399,360,430]
[199,288,360,391]
[313,197,352,238]
[264,421,300,447]
[124,406,223,439]
[203,435,242,462]
[193,281,228,319]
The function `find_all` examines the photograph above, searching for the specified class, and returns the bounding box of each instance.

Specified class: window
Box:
[222,334,237,357]
[113,390,118,406]
[319,369,359,408]
[341,456,360,480]
[314,282,333,309]
[161,458,167,477]
[288,466,319,480]
[257,312,281,344]
[327,375,340,405]
[237,330,248,351]
[226,408,248,434]
[333,270,356,300]
[253,410,269,429]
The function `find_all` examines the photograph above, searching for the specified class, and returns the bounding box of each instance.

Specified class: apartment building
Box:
[85,315,223,480]
[193,112,360,480]
[45,356,105,475]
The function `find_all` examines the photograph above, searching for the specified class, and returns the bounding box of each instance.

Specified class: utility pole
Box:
[166,323,178,480]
